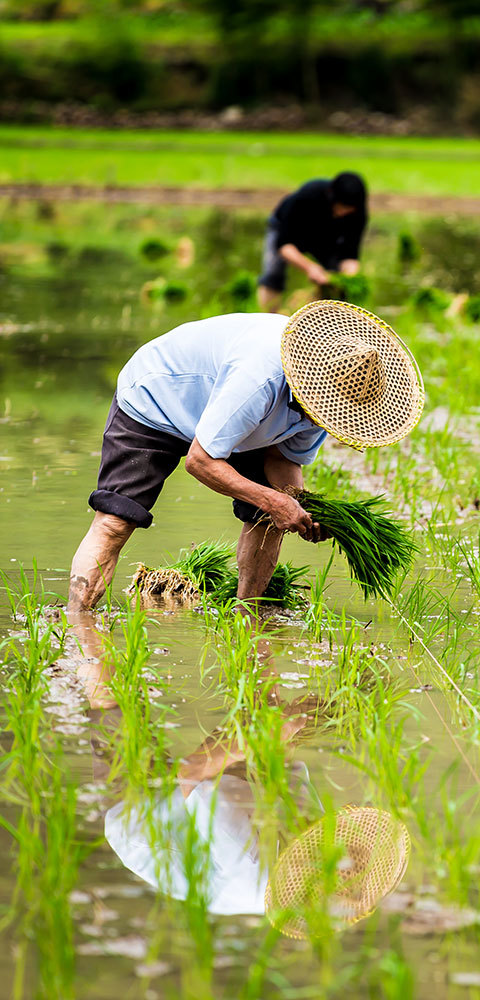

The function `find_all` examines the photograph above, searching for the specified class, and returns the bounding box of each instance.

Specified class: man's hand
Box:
[307,262,330,285]
[339,258,360,276]
[279,244,330,286]
[267,492,324,542]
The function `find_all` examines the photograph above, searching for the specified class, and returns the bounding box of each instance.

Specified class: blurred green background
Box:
[1,0,480,134]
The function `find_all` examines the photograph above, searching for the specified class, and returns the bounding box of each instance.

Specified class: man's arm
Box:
[185,438,320,541]
[279,243,330,285]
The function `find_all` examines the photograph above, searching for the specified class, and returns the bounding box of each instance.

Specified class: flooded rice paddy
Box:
[1,200,480,999]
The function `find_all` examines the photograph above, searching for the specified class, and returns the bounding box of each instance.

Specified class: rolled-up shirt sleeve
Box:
[194,369,274,459]
[276,427,327,465]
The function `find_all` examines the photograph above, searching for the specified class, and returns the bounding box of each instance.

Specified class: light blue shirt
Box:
[117,313,327,464]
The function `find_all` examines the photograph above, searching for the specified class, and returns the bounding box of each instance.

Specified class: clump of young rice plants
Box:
[411,285,450,314]
[288,489,416,600]
[214,560,308,609]
[132,541,309,610]
[139,237,170,261]
[225,269,257,304]
[465,294,480,323]
[130,540,234,602]
[398,229,421,267]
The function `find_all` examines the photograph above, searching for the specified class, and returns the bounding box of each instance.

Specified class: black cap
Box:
[331,172,367,209]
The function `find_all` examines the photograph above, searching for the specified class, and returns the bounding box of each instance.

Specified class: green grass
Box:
[1,126,480,196]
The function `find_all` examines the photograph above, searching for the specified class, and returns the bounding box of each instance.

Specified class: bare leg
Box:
[236,521,283,600]
[68,511,135,612]
[258,285,282,314]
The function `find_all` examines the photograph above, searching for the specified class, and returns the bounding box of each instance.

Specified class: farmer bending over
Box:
[68,301,423,611]
[258,172,368,313]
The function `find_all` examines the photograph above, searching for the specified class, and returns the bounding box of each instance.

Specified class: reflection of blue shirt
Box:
[117,313,327,464]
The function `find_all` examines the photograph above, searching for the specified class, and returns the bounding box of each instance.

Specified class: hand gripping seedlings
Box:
[288,488,416,601]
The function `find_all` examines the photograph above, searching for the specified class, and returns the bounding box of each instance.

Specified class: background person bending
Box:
[258,172,368,313]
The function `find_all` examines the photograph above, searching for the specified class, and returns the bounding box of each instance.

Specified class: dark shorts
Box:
[258,223,287,292]
[88,397,271,529]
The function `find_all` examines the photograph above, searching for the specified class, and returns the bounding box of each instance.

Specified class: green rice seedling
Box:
[214,560,308,609]
[139,237,170,261]
[1,567,68,793]
[163,279,188,302]
[334,681,428,818]
[454,531,480,599]
[103,599,176,797]
[130,540,234,602]
[305,453,355,499]
[289,489,416,600]
[7,757,85,1000]
[179,808,215,1000]
[411,285,450,313]
[364,949,415,1000]
[303,553,335,641]
[225,269,257,304]
[465,294,480,323]
[320,635,399,751]
[395,578,462,647]
[398,230,421,267]
[202,606,275,718]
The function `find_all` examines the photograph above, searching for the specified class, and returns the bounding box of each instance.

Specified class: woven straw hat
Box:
[265,806,410,939]
[281,300,424,450]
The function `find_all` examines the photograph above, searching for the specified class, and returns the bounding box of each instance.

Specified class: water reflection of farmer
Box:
[77,618,322,916]
[68,299,422,612]
[106,717,321,917]
[258,173,368,313]
[78,622,410,932]
[104,705,409,929]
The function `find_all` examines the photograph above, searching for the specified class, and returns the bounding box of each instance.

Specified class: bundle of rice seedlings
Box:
[328,272,371,305]
[129,541,234,601]
[215,561,308,609]
[287,489,415,601]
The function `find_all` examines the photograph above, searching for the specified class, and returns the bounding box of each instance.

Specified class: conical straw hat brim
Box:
[265,806,410,939]
[281,300,424,450]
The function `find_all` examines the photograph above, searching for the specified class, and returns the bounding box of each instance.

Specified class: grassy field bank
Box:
[1,127,480,195]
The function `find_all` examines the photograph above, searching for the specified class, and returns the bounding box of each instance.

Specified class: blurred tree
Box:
[423,0,480,14]
[189,0,321,101]
[3,0,63,17]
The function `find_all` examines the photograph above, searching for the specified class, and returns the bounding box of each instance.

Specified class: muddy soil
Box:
[2,182,480,215]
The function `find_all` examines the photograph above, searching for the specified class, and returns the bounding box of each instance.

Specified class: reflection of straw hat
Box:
[281,300,424,451]
[265,806,410,939]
